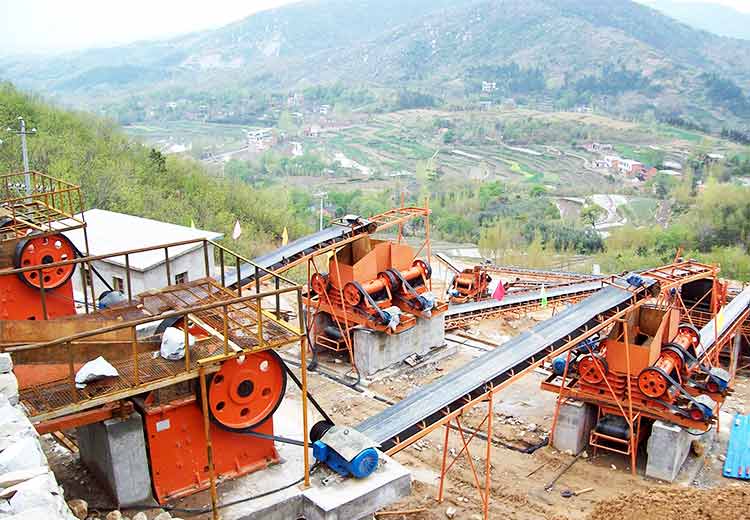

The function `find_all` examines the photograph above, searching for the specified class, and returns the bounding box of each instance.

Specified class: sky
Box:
[1,0,749,57]
[0,0,299,56]
[636,0,750,12]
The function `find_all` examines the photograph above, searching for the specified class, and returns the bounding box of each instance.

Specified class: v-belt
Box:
[349,280,391,325]
[241,358,336,447]
[386,268,424,312]
[647,365,712,420]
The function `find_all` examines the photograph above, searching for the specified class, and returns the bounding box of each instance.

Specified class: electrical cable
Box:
[90,465,319,516]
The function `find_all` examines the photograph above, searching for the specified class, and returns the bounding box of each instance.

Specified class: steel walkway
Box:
[358,276,650,451]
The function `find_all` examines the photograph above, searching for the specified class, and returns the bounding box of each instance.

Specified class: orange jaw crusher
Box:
[447,266,492,304]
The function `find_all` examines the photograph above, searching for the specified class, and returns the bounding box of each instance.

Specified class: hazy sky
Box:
[1,0,748,57]
[637,0,750,12]
[0,0,299,56]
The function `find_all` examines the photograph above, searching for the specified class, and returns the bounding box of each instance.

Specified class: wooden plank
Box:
[0,318,131,345]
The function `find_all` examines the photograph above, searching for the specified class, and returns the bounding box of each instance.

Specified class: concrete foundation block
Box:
[302,452,411,520]
[551,400,595,455]
[353,314,446,377]
[646,420,692,482]
[77,412,153,507]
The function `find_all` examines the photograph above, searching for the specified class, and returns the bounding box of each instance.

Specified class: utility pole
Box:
[315,192,328,231]
[7,117,37,195]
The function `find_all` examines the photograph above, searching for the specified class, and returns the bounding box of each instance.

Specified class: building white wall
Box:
[73,244,217,307]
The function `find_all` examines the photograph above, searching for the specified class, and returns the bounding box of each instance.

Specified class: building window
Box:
[175,272,188,285]
[112,276,124,292]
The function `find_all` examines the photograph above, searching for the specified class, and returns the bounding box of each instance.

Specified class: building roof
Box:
[63,209,223,272]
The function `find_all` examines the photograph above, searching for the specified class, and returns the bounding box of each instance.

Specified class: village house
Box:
[482,81,498,93]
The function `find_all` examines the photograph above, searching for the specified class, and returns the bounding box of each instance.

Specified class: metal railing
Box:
[0,171,86,239]
[1,237,297,319]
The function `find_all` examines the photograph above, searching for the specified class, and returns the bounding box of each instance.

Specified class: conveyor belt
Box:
[483,264,600,281]
[697,286,750,359]
[446,280,604,318]
[358,277,650,450]
[434,252,461,274]
[231,217,376,287]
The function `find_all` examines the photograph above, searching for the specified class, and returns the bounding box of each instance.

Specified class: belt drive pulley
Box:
[386,268,426,311]
[207,350,287,432]
[644,365,715,421]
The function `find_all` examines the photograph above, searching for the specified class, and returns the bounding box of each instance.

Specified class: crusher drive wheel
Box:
[207,350,287,432]
[577,354,609,385]
[14,233,76,290]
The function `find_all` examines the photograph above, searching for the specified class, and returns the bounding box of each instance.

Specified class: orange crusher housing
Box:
[0,232,78,320]
[305,237,446,353]
[448,266,492,304]
[0,172,288,505]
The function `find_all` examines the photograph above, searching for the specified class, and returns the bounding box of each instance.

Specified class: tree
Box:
[580,204,605,228]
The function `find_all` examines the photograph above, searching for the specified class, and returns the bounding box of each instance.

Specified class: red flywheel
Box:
[207,350,287,431]
[14,234,76,290]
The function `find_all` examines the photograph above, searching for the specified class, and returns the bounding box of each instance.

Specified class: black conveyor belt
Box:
[231,217,376,287]
[358,276,652,450]
[698,286,750,359]
[446,280,604,317]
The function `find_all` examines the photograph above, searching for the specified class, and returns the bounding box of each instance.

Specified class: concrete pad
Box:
[353,315,446,377]
[303,452,411,520]
[77,412,153,507]
[551,400,595,455]
[646,420,693,482]
[204,392,410,520]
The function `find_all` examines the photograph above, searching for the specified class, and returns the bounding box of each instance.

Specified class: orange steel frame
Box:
[381,261,726,520]
[301,199,435,369]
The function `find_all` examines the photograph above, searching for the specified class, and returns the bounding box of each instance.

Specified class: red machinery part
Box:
[637,323,696,399]
[14,234,76,290]
[310,272,329,295]
[578,354,608,385]
[674,323,701,354]
[143,394,278,503]
[208,350,287,432]
[638,348,684,399]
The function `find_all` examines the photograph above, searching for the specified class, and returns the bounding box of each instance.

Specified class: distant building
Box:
[290,141,303,157]
[246,128,274,151]
[482,81,498,93]
[586,142,614,153]
[319,104,331,115]
[659,170,683,177]
[604,155,622,170]
[706,153,725,162]
[618,159,644,176]
[592,159,608,169]
[63,210,222,303]
[662,160,683,170]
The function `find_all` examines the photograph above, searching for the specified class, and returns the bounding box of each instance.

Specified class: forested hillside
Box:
[4,0,750,129]
[0,83,312,256]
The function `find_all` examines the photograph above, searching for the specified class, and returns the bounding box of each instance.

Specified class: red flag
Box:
[492,281,505,302]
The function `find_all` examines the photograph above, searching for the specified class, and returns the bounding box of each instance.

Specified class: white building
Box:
[482,81,498,93]
[63,209,223,304]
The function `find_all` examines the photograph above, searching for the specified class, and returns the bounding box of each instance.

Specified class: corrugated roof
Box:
[63,209,223,272]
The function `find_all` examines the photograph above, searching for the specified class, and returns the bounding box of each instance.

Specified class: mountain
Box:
[3,0,750,128]
[638,0,750,41]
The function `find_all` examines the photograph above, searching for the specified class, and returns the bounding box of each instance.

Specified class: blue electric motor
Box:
[552,337,600,375]
[310,421,379,479]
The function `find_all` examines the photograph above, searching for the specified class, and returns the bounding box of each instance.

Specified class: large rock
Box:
[0,375,18,406]
[67,498,88,519]
[0,354,13,374]
[0,437,47,475]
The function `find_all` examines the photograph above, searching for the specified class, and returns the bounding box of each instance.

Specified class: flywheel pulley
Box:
[207,350,287,432]
[14,233,76,290]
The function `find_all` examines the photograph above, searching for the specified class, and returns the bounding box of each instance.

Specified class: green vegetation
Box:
[598,181,750,280]
[0,83,313,257]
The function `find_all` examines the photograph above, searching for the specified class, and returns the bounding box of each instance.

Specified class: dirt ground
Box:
[41,304,750,520]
